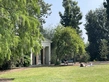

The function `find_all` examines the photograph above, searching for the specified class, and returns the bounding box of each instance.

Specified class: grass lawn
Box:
[0,65,109,82]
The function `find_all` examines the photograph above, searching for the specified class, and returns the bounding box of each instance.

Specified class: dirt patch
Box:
[0,67,28,75]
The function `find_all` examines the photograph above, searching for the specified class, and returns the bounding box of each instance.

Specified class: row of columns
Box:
[30,46,51,65]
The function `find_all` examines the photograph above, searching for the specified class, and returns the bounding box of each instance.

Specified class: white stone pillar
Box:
[48,45,51,65]
[36,54,39,65]
[30,48,33,65]
[43,47,45,65]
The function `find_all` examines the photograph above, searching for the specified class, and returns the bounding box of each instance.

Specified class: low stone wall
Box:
[61,61,109,66]
[92,61,109,65]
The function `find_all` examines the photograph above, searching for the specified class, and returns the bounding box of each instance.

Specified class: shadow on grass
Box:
[0,78,15,82]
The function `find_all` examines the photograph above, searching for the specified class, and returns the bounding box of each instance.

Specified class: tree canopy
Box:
[38,0,52,24]
[0,0,43,65]
[85,7,109,61]
[53,25,85,60]
[38,0,52,32]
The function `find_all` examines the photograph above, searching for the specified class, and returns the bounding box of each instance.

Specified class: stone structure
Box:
[30,38,52,65]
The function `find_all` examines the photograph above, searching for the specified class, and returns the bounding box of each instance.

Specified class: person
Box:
[64,59,68,65]
[80,63,85,67]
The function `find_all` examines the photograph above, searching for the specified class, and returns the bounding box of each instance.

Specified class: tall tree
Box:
[103,0,109,20]
[38,0,52,24]
[85,7,109,61]
[103,0,109,41]
[99,39,109,61]
[0,0,43,65]
[38,0,52,31]
[59,0,82,33]
[53,25,85,62]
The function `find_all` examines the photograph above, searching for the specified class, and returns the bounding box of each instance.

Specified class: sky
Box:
[44,0,104,43]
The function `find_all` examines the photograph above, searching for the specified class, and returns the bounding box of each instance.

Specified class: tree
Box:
[38,0,52,24]
[53,25,85,62]
[99,39,109,61]
[0,0,43,66]
[59,0,82,33]
[103,0,109,20]
[38,0,52,31]
[103,0,109,41]
[85,7,109,61]
[43,27,55,40]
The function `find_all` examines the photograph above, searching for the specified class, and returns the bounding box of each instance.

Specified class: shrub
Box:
[51,54,57,64]
[15,55,30,67]
[23,56,30,67]
[0,59,11,70]
[55,61,61,65]
[78,53,90,63]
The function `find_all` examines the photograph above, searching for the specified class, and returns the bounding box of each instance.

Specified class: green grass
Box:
[0,65,109,82]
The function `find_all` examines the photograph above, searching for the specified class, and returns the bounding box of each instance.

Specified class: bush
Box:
[0,54,31,70]
[15,55,30,67]
[23,56,30,67]
[55,61,61,65]
[51,54,57,64]
[0,59,11,70]
[78,53,90,63]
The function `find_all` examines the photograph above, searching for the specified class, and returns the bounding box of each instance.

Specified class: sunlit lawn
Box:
[0,65,109,82]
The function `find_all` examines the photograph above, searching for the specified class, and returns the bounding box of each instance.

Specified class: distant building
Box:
[30,38,52,65]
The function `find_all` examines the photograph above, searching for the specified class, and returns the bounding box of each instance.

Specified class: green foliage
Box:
[53,25,85,61]
[38,0,52,24]
[38,0,52,32]
[43,27,55,40]
[99,39,109,61]
[59,0,82,34]
[0,0,43,66]
[55,61,61,65]
[51,52,57,64]
[85,7,109,61]
[23,55,31,67]
[77,52,90,63]
[0,59,11,70]
[14,55,30,67]
[103,0,109,21]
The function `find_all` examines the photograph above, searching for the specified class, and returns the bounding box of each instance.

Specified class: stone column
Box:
[30,48,33,65]
[43,47,45,65]
[48,45,51,65]
[36,54,39,65]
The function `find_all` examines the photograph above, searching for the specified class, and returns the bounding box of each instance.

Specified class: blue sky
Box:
[44,0,104,43]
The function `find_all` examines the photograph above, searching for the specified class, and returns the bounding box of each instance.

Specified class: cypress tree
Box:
[59,0,82,34]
